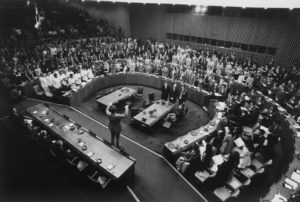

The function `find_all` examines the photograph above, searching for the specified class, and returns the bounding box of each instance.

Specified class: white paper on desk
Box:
[44,119,50,122]
[234,137,245,147]
[271,194,287,202]
[78,142,85,147]
[229,177,240,190]
[87,152,94,157]
[33,111,38,114]
[107,165,115,170]
[48,123,54,127]
[291,172,300,184]
[213,154,224,165]
[285,178,298,189]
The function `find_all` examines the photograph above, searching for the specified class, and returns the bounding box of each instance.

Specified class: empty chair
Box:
[67,156,79,166]
[76,160,88,172]
[136,87,144,97]
[148,93,155,102]
[33,85,44,96]
[88,170,111,188]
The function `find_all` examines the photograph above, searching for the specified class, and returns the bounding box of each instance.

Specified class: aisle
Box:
[19,98,208,202]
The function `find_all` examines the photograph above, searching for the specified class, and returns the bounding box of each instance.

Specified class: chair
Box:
[242,122,260,140]
[213,186,232,202]
[88,170,111,188]
[136,87,144,97]
[130,108,141,121]
[66,156,79,166]
[33,85,44,96]
[162,120,172,129]
[148,93,155,102]
[77,160,88,172]
[251,158,264,172]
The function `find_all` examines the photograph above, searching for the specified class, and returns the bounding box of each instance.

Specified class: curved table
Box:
[67,73,211,107]
[58,72,299,201]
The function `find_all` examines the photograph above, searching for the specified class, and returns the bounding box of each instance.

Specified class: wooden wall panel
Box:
[130,5,300,66]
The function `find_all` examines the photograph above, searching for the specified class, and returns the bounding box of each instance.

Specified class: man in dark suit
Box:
[178,86,187,104]
[169,83,178,103]
[161,82,170,100]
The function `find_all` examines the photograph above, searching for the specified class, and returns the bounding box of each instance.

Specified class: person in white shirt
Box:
[237,145,251,169]
[68,73,75,86]
[39,74,53,97]
[74,71,82,86]
[87,68,94,80]
[52,73,61,90]
[46,72,53,88]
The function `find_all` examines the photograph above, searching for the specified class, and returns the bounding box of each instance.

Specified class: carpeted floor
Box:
[75,85,210,155]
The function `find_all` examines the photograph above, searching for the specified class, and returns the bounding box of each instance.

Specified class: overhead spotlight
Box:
[158,3,160,5]
[81,0,85,2]
[289,7,294,10]
[26,0,30,6]
[97,0,100,3]
[223,5,226,8]
[242,7,246,9]
[264,7,267,10]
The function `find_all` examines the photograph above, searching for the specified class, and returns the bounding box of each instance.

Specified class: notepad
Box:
[213,154,224,165]
[271,194,287,202]
[107,165,115,170]
[78,142,85,147]
[87,152,94,157]
[285,178,298,189]
[291,172,300,183]
[234,137,245,148]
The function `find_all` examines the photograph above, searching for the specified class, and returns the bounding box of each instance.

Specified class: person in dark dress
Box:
[161,82,170,100]
[178,86,187,105]
[106,103,129,149]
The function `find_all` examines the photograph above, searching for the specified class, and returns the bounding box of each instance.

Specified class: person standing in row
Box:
[106,103,129,150]
[161,82,170,100]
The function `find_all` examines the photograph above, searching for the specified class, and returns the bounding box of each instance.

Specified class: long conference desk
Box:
[96,86,136,107]
[67,73,212,107]
[27,104,136,182]
[133,99,175,127]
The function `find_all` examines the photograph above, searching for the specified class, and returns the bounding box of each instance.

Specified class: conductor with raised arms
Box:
[106,103,129,150]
